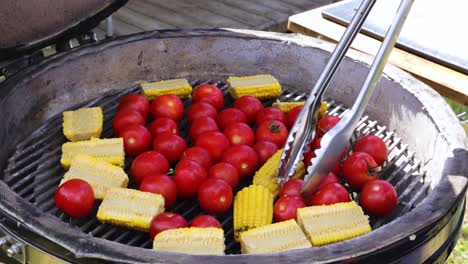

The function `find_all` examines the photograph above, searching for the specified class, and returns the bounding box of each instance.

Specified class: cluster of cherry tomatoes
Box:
[273,113,398,223]
[111,84,307,238]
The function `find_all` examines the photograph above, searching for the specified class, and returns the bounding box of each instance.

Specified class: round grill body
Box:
[0,30,466,263]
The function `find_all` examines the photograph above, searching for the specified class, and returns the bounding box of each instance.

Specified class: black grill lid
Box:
[0,0,127,60]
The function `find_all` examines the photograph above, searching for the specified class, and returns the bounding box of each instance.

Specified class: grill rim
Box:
[0,29,466,263]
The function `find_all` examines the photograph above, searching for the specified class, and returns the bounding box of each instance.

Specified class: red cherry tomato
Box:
[187,102,217,123]
[317,115,341,136]
[279,179,304,197]
[360,179,398,216]
[192,84,224,110]
[233,96,263,124]
[140,174,178,208]
[302,151,316,167]
[354,135,388,166]
[221,145,259,179]
[307,183,350,206]
[189,117,219,141]
[208,162,240,189]
[253,141,278,166]
[256,120,288,148]
[273,196,306,222]
[198,179,233,215]
[151,94,184,121]
[153,132,187,165]
[343,152,379,190]
[120,124,152,157]
[332,161,343,176]
[190,215,222,228]
[54,179,94,218]
[310,136,321,150]
[256,107,287,127]
[317,172,340,190]
[216,108,247,131]
[223,122,255,146]
[112,108,145,136]
[286,105,303,129]
[150,212,188,239]
[117,94,150,120]
[173,159,207,198]
[148,117,179,138]
[195,131,230,162]
[181,147,213,170]
[130,151,170,185]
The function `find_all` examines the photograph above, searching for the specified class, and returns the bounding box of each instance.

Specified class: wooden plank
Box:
[125,0,210,28]
[283,0,338,10]
[113,7,174,31]
[110,16,144,36]
[191,0,272,27]
[288,7,468,105]
[253,0,304,14]
[143,0,248,28]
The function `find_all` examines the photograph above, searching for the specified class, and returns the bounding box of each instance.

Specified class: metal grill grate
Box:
[2,79,431,254]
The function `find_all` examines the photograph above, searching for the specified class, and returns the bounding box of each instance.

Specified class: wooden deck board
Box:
[95,0,336,37]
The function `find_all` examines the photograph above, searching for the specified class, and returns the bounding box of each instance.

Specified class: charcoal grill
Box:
[0,4,467,264]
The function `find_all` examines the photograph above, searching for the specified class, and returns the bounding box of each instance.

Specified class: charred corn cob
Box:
[61,137,124,168]
[272,101,305,113]
[239,219,311,254]
[228,74,281,100]
[297,201,371,246]
[97,188,165,231]
[61,154,128,199]
[141,78,192,100]
[233,185,273,241]
[153,227,225,255]
[253,149,305,196]
[63,107,103,142]
[318,101,328,119]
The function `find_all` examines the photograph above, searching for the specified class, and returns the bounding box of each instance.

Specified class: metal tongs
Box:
[276,0,414,199]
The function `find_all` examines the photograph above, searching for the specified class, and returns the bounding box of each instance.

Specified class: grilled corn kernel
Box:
[61,137,124,169]
[61,154,128,199]
[97,188,165,231]
[318,101,328,119]
[272,101,305,113]
[141,78,192,100]
[253,149,306,197]
[63,107,103,142]
[297,201,371,246]
[153,227,225,255]
[233,184,274,241]
[228,74,282,100]
[239,219,311,254]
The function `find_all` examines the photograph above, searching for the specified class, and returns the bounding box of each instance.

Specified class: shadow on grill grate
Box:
[2,79,431,254]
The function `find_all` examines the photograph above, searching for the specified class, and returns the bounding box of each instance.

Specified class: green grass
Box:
[445,98,468,115]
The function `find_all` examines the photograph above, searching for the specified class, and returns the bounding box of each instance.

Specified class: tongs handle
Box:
[276,0,377,184]
[301,0,415,198]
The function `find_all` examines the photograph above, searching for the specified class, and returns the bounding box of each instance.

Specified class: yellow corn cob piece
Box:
[97,188,165,231]
[153,227,225,255]
[272,101,305,113]
[141,78,192,100]
[228,74,282,100]
[297,201,371,246]
[318,101,328,119]
[61,154,128,199]
[239,219,311,254]
[61,137,124,169]
[233,184,273,241]
[253,149,305,197]
[63,107,103,142]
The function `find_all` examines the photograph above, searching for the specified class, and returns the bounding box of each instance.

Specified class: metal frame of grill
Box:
[0,30,466,263]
